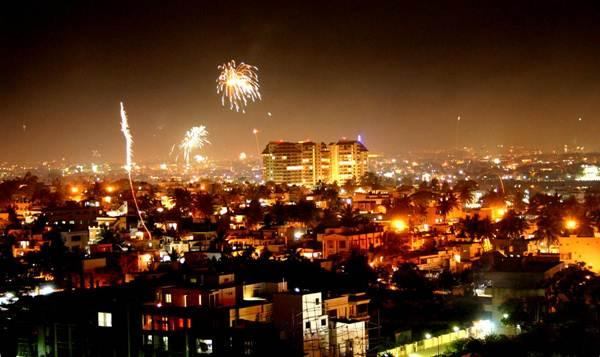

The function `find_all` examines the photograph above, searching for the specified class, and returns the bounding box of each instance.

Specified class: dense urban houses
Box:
[1,153,600,357]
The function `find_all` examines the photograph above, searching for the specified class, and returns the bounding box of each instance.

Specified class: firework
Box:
[119,102,152,239]
[179,126,210,167]
[120,103,134,172]
[216,60,261,112]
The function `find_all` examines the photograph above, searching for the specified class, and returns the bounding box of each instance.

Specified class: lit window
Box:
[165,293,172,303]
[98,312,112,327]
[183,294,188,307]
[198,294,202,306]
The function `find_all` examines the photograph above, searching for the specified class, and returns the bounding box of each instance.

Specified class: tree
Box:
[437,192,459,222]
[481,189,505,208]
[245,199,263,228]
[392,263,431,294]
[342,250,376,290]
[454,179,478,207]
[270,202,288,226]
[495,210,528,239]
[295,200,318,227]
[340,204,358,227]
[360,172,382,190]
[195,193,214,217]
[389,195,413,216]
[534,208,562,247]
[458,214,492,241]
[173,188,193,214]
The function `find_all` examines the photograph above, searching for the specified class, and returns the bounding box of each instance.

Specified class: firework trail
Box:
[216,60,261,112]
[120,102,152,239]
[179,126,210,167]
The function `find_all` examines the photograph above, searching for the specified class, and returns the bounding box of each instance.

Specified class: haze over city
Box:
[2,2,600,357]
[3,0,600,163]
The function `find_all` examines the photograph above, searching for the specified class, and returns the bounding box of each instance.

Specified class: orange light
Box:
[565,219,577,230]
[106,186,114,193]
[392,219,407,232]
[70,187,79,194]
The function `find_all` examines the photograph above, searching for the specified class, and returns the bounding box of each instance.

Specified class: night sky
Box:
[3,0,600,163]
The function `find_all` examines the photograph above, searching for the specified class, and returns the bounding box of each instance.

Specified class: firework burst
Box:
[179,126,210,167]
[216,60,261,112]
[119,102,152,239]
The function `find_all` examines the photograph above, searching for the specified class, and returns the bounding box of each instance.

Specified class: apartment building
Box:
[263,140,368,186]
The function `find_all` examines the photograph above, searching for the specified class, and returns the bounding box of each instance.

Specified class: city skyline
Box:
[3,1,600,164]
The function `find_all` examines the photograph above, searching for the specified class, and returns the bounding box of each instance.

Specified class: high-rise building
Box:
[262,140,368,186]
[329,140,368,184]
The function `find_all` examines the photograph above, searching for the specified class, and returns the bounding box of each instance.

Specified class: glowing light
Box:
[39,285,56,296]
[472,319,495,338]
[106,186,114,193]
[294,231,303,240]
[70,187,79,194]
[141,254,152,263]
[239,152,247,160]
[392,219,407,232]
[179,126,210,167]
[424,333,432,339]
[453,326,460,332]
[216,60,261,112]
[565,218,578,230]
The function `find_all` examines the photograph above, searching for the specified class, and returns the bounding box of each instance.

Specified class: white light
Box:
[39,285,56,296]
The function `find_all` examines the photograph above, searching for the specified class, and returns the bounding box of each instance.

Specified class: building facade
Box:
[262,140,368,186]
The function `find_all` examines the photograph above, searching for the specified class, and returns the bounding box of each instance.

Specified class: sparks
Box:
[179,126,210,167]
[120,103,134,173]
[216,60,261,112]
[119,102,151,239]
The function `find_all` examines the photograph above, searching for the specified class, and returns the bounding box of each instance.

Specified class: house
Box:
[60,230,89,252]
[479,253,563,322]
[319,227,384,258]
[273,291,330,357]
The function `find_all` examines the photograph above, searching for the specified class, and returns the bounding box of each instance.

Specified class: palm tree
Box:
[454,179,478,207]
[340,204,359,227]
[495,210,528,239]
[481,189,505,208]
[534,208,562,247]
[437,192,459,222]
[458,214,493,241]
